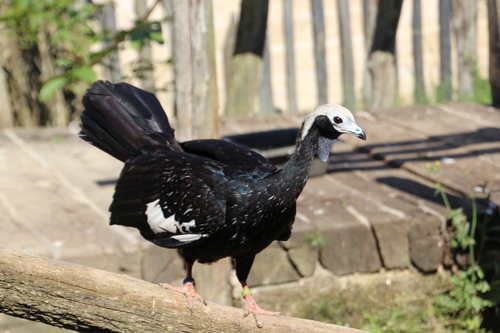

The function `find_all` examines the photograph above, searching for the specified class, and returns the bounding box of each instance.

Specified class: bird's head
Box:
[300,103,366,162]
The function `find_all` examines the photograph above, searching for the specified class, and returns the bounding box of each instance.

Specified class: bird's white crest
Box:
[301,103,356,140]
[145,199,198,236]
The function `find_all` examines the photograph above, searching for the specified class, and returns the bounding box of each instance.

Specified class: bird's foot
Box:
[242,288,280,328]
[159,278,206,313]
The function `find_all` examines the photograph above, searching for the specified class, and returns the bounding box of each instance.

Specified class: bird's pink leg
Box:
[240,281,280,328]
[159,262,206,312]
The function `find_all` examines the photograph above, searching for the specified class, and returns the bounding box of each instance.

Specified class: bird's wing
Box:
[109,151,227,248]
[181,139,277,173]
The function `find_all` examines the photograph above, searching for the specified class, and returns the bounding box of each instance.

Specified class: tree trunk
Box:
[337,0,356,110]
[488,0,500,107]
[451,0,477,102]
[413,0,427,104]
[225,0,269,116]
[310,0,328,105]
[365,0,403,110]
[283,0,298,114]
[0,248,365,333]
[134,0,156,93]
[439,0,453,101]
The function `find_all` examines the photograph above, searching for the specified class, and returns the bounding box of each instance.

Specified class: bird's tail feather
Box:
[80,81,182,161]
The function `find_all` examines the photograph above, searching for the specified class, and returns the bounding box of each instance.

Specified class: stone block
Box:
[320,222,382,275]
[409,217,444,272]
[248,242,300,287]
[371,219,410,269]
[280,219,318,277]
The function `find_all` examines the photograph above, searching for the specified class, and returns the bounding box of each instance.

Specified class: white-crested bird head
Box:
[300,104,366,162]
[301,103,366,141]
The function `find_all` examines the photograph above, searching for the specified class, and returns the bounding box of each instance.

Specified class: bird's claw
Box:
[242,294,280,328]
[159,282,206,312]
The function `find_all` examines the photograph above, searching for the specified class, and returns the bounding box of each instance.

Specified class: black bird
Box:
[80,81,366,326]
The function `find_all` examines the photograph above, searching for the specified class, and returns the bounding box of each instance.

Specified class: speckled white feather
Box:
[145,199,200,239]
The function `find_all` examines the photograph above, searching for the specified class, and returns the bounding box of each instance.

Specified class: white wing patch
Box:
[145,199,203,242]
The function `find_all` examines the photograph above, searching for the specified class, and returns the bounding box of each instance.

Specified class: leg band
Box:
[241,288,252,298]
[183,277,196,286]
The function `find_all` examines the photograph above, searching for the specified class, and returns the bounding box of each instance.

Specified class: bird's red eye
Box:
[333,116,343,124]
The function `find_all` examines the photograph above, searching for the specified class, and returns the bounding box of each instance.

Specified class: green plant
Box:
[427,161,498,332]
[305,232,326,250]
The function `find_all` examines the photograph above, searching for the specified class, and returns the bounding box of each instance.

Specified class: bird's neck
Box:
[270,127,320,198]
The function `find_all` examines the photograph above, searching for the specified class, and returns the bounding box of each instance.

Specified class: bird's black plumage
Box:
[80,81,366,321]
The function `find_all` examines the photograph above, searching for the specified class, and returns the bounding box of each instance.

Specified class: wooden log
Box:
[0,248,365,333]
[310,0,328,105]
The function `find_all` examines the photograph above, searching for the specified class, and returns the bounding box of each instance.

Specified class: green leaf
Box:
[39,76,67,102]
[67,66,96,83]
[55,58,73,67]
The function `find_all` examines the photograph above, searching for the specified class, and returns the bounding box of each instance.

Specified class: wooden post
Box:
[259,34,275,116]
[0,248,365,333]
[451,0,477,102]
[439,0,453,101]
[37,27,70,126]
[283,0,298,114]
[365,0,403,110]
[134,0,156,93]
[413,0,427,104]
[310,0,328,105]
[225,0,269,116]
[0,64,13,128]
[171,0,219,141]
[488,0,500,107]
[337,0,356,110]
[98,3,122,83]
[362,0,378,110]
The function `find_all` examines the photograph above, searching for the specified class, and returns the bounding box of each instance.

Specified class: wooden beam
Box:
[0,248,366,333]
